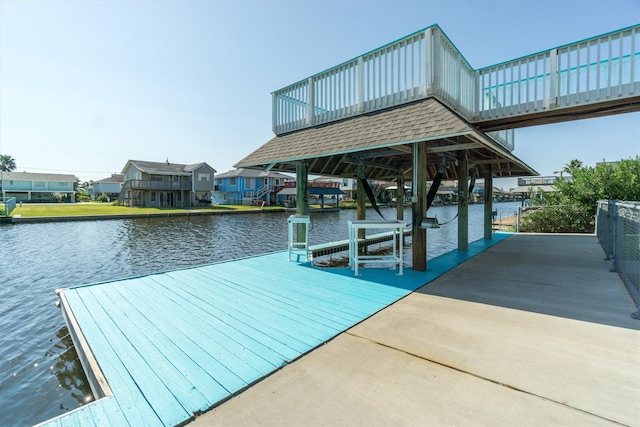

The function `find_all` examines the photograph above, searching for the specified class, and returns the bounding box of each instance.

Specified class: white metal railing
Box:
[476,25,640,121]
[272,24,640,154]
[273,25,480,138]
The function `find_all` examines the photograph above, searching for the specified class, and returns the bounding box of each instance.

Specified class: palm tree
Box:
[0,155,16,172]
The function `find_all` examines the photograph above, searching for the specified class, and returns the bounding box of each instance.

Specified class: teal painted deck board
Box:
[61,292,163,426]
[40,233,511,427]
[90,285,223,412]
[159,272,330,356]
[73,287,192,426]
[140,275,301,370]
[185,267,351,331]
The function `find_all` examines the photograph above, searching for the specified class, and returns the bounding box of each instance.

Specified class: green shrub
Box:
[519,205,595,233]
[97,194,110,203]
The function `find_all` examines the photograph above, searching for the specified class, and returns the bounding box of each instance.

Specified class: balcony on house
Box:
[126,179,192,191]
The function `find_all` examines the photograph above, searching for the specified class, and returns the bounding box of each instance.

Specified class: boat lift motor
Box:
[421,216,440,229]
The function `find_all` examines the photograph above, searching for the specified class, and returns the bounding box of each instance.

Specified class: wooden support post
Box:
[458,154,469,251]
[296,163,308,243]
[484,165,494,240]
[412,142,427,271]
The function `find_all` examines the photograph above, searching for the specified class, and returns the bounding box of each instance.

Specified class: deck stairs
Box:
[116,180,132,206]
[243,184,271,205]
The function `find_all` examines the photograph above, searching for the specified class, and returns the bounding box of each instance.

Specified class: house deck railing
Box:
[125,180,191,191]
[272,24,640,152]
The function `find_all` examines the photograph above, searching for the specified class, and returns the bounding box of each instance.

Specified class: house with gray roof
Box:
[0,171,77,202]
[119,160,216,208]
[88,174,124,201]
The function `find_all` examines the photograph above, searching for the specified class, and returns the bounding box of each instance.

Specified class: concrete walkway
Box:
[191,234,640,427]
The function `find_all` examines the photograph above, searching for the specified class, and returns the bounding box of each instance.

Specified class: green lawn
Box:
[11,203,285,217]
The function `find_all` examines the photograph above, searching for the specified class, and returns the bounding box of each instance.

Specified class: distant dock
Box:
[37,234,510,426]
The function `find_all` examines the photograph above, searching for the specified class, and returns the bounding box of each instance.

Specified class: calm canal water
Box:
[0,202,519,426]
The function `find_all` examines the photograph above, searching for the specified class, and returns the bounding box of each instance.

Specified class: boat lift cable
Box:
[426,158,446,211]
[360,177,385,220]
[418,164,476,227]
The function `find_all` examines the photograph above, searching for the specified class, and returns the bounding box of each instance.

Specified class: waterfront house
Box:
[312,176,357,200]
[212,169,292,205]
[510,176,560,202]
[0,171,76,202]
[119,160,216,208]
[276,180,346,208]
[88,174,124,201]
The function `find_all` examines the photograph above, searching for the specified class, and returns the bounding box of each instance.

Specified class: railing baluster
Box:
[631,28,636,95]
[618,33,624,96]
[607,34,613,98]
[596,38,602,100]
[586,41,591,102]
[576,44,581,104]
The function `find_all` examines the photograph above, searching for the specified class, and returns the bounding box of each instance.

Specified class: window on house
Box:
[177,192,182,202]
[150,175,163,181]
[9,180,14,185]
[59,182,69,187]
[198,173,210,182]
[229,177,236,186]
[34,181,45,188]
[151,192,157,202]
[223,192,227,201]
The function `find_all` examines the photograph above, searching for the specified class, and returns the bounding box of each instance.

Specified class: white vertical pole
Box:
[630,28,636,95]
[427,28,434,95]
[629,28,636,95]
[272,92,277,134]
[358,56,365,112]
[548,49,558,108]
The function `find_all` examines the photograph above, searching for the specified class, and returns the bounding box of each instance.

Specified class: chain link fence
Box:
[517,205,595,233]
[597,200,640,318]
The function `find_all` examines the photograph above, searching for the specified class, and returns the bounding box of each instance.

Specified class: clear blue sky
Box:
[1,0,638,189]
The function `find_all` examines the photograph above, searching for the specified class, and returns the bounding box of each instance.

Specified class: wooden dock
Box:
[38,234,511,427]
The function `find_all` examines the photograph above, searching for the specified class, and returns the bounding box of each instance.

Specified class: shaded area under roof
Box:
[235,98,536,181]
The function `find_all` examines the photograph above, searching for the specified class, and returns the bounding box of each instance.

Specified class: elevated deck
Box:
[273,24,639,141]
[39,234,510,426]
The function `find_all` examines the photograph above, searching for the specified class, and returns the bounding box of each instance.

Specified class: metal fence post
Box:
[610,200,618,272]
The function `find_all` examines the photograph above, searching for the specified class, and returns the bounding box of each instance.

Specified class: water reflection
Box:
[48,327,93,406]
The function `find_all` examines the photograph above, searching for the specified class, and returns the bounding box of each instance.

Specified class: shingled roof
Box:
[124,160,216,175]
[235,98,536,181]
